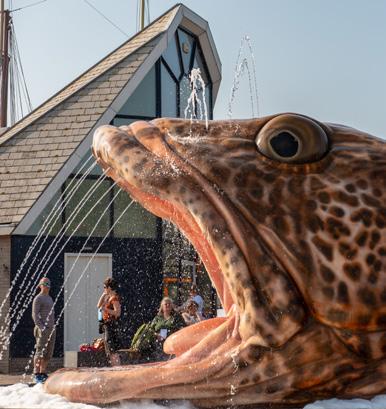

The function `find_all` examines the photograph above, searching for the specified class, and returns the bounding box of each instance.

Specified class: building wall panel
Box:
[0,235,11,373]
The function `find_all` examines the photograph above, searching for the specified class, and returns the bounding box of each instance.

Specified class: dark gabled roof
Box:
[0,4,221,233]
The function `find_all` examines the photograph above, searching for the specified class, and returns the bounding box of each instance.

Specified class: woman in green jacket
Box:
[151,297,186,336]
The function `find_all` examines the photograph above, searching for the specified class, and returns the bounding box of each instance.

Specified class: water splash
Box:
[0,169,115,359]
[228,35,260,119]
[166,130,210,145]
[184,68,209,130]
[23,189,133,377]
[0,170,109,346]
[0,157,96,323]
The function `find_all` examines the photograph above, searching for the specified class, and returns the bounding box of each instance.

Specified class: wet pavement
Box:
[0,373,34,386]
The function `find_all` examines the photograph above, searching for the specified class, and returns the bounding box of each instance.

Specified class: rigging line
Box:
[83,0,129,39]
[15,57,25,119]
[136,0,139,32]
[10,50,22,120]
[10,34,18,123]
[11,23,32,111]
[6,20,32,123]
[10,0,47,13]
[10,31,21,122]
[9,56,15,123]
[7,11,33,121]
[146,0,150,25]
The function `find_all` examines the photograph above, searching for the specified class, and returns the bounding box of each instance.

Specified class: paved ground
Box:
[0,373,34,386]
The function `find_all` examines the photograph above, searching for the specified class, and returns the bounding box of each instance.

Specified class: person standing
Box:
[189,284,204,315]
[99,277,122,366]
[32,277,56,384]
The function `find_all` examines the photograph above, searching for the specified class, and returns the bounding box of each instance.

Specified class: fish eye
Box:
[255,114,329,164]
[269,131,299,158]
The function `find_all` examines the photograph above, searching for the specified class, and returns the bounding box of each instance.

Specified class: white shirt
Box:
[192,294,204,314]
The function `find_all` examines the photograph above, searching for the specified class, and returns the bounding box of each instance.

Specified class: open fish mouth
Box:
[44,119,254,404]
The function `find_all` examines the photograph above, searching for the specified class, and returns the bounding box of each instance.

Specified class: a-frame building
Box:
[0,3,221,373]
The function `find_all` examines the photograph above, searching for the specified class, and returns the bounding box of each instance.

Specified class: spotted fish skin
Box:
[45,114,386,406]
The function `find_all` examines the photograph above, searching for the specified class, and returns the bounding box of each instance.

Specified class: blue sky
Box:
[8,0,386,137]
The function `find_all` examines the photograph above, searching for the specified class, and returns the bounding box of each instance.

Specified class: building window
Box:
[63,177,111,238]
[161,28,213,120]
[111,117,139,127]
[117,65,156,118]
[193,47,209,84]
[193,46,212,116]
[161,61,178,117]
[177,29,196,76]
[72,153,102,176]
[61,175,157,239]
[179,75,191,117]
[25,191,63,236]
[114,26,213,124]
[26,173,158,239]
[113,186,157,238]
[162,35,181,81]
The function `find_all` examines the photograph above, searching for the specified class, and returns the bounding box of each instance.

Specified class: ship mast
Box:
[0,0,10,127]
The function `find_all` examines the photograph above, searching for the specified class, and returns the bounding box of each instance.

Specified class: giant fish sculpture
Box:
[45,114,386,407]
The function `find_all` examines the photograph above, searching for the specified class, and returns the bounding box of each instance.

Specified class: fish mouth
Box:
[92,119,258,338]
[44,119,254,404]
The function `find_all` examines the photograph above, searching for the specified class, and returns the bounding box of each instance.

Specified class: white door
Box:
[64,253,112,351]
